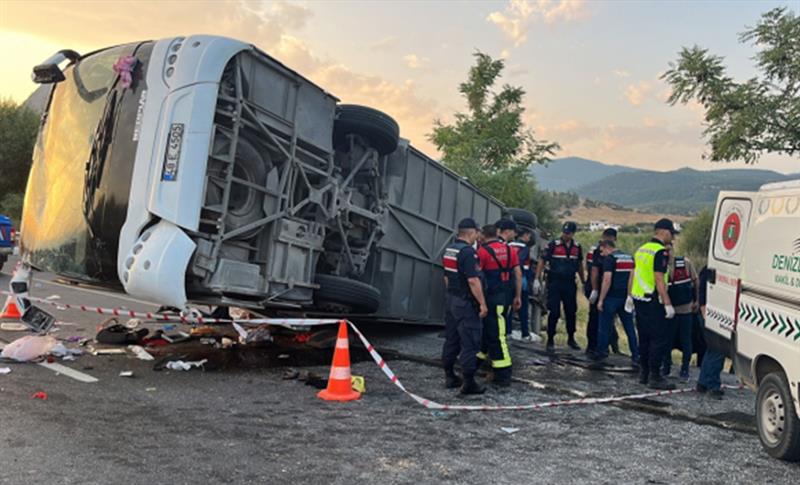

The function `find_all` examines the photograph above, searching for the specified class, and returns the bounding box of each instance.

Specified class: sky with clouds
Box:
[1,0,797,174]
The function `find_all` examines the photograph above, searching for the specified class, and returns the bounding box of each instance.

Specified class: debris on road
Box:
[1,335,57,362]
[30,391,47,400]
[0,367,11,374]
[0,323,28,331]
[95,321,148,345]
[501,427,520,435]
[128,345,154,361]
[119,371,134,378]
[165,359,208,371]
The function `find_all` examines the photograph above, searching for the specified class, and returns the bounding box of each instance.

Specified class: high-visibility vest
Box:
[631,241,668,299]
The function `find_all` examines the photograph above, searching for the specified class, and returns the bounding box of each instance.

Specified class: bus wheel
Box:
[756,371,800,461]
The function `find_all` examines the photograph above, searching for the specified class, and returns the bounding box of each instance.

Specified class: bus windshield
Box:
[22,43,142,281]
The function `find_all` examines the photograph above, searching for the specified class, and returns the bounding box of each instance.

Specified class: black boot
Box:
[638,370,649,385]
[546,337,555,352]
[444,368,463,389]
[567,338,581,351]
[648,374,676,390]
[460,374,486,395]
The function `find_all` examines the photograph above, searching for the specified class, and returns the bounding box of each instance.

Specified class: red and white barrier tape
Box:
[2,289,745,411]
[345,321,744,411]
[0,289,337,327]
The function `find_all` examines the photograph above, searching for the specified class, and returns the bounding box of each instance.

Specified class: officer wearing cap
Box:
[535,221,585,351]
[476,219,521,386]
[442,218,489,395]
[629,218,679,390]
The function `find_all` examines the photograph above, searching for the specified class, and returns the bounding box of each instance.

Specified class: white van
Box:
[705,180,800,461]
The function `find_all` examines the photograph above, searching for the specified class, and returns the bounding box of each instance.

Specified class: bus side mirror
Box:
[32,49,81,84]
[707,268,717,285]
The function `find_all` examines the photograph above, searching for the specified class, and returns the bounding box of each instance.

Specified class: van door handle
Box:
[707,268,717,285]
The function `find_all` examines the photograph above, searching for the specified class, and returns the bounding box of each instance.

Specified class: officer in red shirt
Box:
[476,221,521,386]
[535,221,585,351]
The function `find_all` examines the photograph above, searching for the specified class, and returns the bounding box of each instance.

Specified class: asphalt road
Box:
[0,264,797,484]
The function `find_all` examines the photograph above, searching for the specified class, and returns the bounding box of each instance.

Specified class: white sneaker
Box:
[521,334,542,343]
[510,330,523,341]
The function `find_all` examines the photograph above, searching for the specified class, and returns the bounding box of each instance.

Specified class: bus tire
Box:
[756,371,800,461]
[314,274,381,314]
[334,105,399,156]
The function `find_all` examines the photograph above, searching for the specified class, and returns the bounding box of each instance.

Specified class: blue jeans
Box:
[698,349,725,391]
[598,297,639,362]
[662,313,693,374]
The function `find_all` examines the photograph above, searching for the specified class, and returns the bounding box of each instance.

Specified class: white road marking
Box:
[37,279,158,308]
[0,339,99,383]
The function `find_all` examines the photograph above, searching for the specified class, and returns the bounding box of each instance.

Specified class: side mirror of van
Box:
[707,268,717,285]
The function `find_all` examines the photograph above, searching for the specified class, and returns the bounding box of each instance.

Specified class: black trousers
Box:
[442,294,483,376]
[586,301,618,352]
[634,299,668,378]
[547,279,577,339]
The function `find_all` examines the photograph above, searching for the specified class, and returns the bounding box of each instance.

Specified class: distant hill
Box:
[531,157,641,192]
[579,167,796,214]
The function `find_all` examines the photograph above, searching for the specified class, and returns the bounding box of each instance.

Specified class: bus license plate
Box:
[162,123,184,181]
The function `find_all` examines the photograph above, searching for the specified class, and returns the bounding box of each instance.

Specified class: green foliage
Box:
[676,208,713,266]
[429,51,560,231]
[574,231,651,256]
[0,98,39,199]
[662,8,800,164]
[0,192,24,226]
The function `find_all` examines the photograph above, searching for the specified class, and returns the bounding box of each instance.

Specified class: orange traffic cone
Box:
[318,321,361,402]
[0,296,22,320]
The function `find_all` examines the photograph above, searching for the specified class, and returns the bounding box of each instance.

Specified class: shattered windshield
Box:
[22,44,137,280]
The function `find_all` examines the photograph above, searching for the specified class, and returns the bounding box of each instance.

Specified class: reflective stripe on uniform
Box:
[492,306,512,368]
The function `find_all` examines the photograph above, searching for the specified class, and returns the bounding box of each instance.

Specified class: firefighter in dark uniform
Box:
[585,228,619,357]
[476,220,521,386]
[535,221,585,351]
[630,218,678,390]
[441,218,489,394]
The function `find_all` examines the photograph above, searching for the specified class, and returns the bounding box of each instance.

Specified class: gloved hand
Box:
[665,305,676,319]
[624,296,634,314]
[532,279,542,295]
[589,290,598,304]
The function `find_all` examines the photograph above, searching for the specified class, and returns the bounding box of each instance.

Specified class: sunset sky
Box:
[1,0,797,173]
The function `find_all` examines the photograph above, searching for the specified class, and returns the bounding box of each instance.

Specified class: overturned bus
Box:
[23,35,537,324]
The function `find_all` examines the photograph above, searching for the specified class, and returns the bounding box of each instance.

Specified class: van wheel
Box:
[756,372,800,461]
[314,274,381,314]
[505,208,538,230]
[333,105,399,156]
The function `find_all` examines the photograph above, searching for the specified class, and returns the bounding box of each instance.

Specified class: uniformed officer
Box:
[476,220,521,386]
[497,219,522,337]
[585,228,620,357]
[442,217,489,395]
[509,227,535,342]
[595,240,640,365]
[535,221,585,351]
[661,246,699,380]
[629,218,678,390]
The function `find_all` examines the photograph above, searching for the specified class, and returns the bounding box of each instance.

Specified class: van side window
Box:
[712,197,752,265]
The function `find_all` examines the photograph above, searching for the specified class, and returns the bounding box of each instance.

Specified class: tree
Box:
[0,98,39,199]
[429,52,560,230]
[677,208,713,266]
[662,8,800,164]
